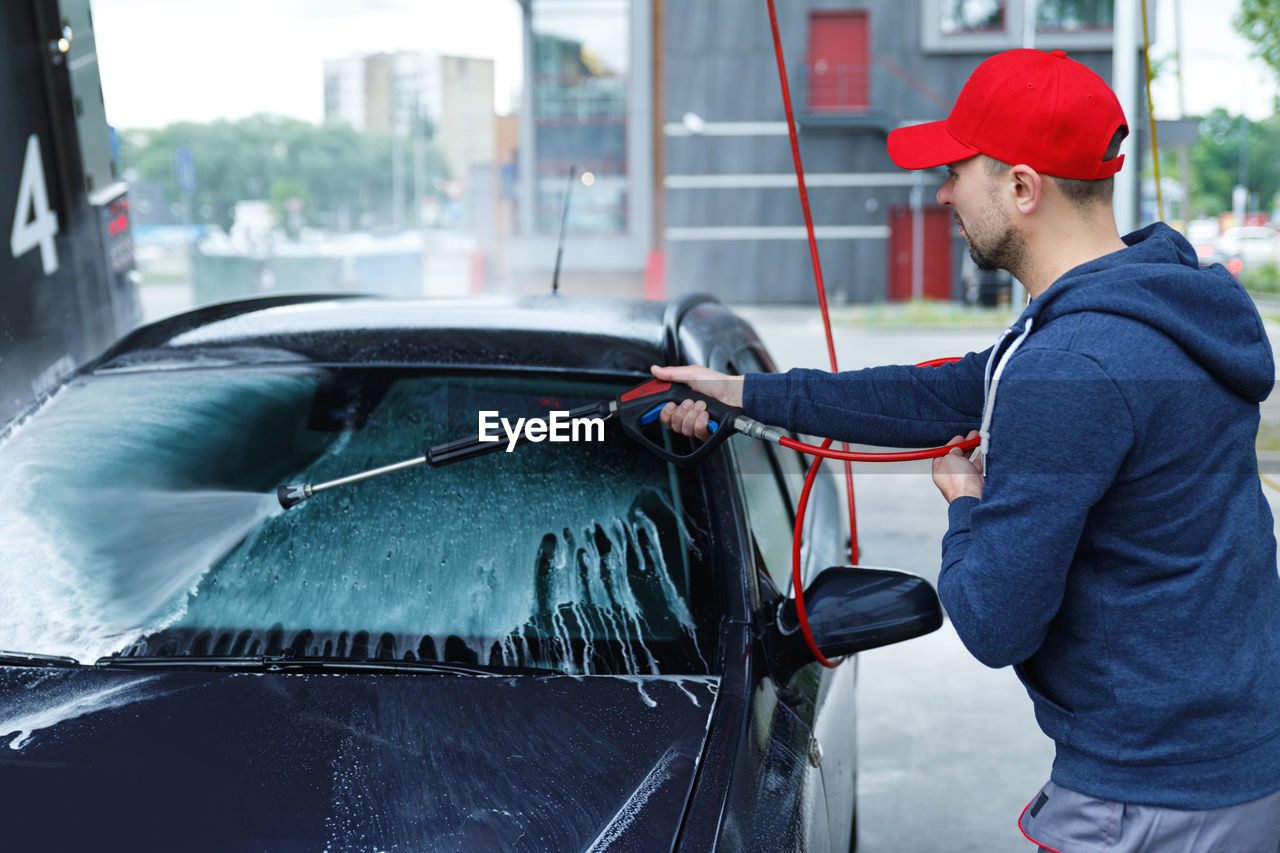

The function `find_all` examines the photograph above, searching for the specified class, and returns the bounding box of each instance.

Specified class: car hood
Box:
[0,666,719,851]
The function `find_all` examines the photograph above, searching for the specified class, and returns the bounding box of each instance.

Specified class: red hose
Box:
[793,439,838,667]
[763,0,977,667]
[788,357,972,667]
[781,434,978,462]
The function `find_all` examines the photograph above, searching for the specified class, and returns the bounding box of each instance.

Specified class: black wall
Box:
[0,0,136,423]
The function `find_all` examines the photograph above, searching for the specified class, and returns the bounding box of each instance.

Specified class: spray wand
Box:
[277,379,746,510]
[276,377,976,510]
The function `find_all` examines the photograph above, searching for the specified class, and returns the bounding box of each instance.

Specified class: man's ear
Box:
[1008,164,1042,214]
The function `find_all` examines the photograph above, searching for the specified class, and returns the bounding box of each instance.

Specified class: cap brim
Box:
[887,120,980,170]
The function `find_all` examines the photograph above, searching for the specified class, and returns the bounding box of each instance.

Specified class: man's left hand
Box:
[932,430,984,502]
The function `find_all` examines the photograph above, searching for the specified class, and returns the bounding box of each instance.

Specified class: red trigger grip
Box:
[620,379,671,402]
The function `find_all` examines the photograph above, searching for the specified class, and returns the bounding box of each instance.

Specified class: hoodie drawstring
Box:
[980,318,1035,466]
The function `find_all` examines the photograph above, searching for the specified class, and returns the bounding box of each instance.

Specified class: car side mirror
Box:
[762,566,943,682]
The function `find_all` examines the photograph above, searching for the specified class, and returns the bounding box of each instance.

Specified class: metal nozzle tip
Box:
[277,484,311,510]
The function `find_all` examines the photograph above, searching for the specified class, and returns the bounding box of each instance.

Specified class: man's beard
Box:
[959,213,1027,276]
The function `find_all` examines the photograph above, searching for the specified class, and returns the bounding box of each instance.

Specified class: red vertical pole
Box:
[765,0,859,563]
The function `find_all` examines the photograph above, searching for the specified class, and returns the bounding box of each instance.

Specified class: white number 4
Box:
[10,134,59,275]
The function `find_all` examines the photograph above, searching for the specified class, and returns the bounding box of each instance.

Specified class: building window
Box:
[922,0,1119,53]
[1037,0,1113,32]
[808,11,870,113]
[940,0,1004,34]
[531,0,629,234]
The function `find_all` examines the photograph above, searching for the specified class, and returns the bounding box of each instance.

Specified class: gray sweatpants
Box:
[1019,780,1280,852]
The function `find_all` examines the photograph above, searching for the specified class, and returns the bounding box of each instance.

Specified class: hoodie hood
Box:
[1019,222,1274,402]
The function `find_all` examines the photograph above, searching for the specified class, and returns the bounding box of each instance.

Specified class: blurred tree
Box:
[268,178,308,238]
[120,114,451,232]
[1235,0,1280,82]
[1184,109,1280,217]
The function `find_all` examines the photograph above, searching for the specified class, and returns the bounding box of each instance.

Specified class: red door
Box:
[809,11,869,112]
[888,205,953,301]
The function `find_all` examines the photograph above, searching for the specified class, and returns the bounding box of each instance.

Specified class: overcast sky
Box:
[92,0,526,125]
[1148,0,1276,119]
[91,0,1276,129]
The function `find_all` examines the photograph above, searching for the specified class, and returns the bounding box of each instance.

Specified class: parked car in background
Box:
[1186,217,1225,268]
[0,293,942,851]
[1185,218,1221,248]
[1182,218,1243,276]
[1215,225,1280,279]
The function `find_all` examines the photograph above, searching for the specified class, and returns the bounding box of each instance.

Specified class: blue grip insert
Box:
[640,404,666,426]
[639,403,718,434]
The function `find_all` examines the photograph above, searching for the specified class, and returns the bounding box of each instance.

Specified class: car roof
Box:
[93,293,768,377]
[1222,226,1278,238]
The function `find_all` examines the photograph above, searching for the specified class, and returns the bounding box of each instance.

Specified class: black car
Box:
[0,293,941,852]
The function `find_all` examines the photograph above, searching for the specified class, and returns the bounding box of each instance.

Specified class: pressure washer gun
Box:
[612,378,782,461]
[276,378,776,510]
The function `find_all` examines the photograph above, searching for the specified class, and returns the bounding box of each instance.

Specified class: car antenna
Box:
[550,165,576,295]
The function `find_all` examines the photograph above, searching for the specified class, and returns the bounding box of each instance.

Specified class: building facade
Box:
[662,0,1140,303]
[505,0,654,294]
[506,0,1141,302]
[323,51,496,192]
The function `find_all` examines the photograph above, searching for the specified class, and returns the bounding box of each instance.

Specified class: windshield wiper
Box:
[0,650,82,668]
[93,654,558,677]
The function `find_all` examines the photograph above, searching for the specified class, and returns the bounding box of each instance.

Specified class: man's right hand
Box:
[649,364,745,441]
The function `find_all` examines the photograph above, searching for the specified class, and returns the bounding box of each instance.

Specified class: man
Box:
[653,49,1280,850]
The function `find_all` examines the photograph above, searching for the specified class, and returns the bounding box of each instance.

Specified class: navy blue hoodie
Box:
[744,223,1280,809]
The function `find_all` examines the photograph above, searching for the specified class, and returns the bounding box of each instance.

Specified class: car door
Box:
[721,348,856,852]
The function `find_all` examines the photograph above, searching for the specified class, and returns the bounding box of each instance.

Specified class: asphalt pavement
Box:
[734,305,1280,853]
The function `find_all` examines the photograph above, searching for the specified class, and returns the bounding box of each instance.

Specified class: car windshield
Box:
[0,366,714,676]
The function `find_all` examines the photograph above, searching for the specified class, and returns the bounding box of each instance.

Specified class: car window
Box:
[732,347,811,505]
[726,349,806,594]
[731,433,797,594]
[0,367,714,676]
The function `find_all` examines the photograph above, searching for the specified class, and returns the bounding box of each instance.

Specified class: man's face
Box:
[936,156,1025,273]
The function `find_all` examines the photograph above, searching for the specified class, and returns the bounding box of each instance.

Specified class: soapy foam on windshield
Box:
[0,372,708,676]
[174,378,709,676]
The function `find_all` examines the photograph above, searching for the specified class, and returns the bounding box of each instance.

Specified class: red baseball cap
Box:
[887,49,1127,180]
